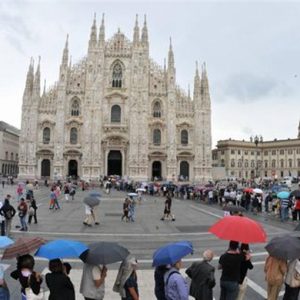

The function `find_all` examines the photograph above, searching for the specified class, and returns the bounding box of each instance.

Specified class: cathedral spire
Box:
[33,56,41,96]
[69,55,72,69]
[23,57,34,97]
[141,14,148,45]
[200,62,211,108]
[133,14,140,45]
[193,61,200,100]
[168,37,175,70]
[98,13,105,47]
[61,34,69,67]
[42,79,46,97]
[88,13,97,51]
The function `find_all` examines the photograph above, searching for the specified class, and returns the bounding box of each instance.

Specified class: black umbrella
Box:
[81,242,130,265]
[291,190,300,199]
[89,191,102,198]
[265,235,300,260]
[83,196,100,207]
[223,206,246,213]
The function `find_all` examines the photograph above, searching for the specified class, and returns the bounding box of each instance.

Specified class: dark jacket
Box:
[186,260,215,300]
[11,270,42,295]
[0,200,16,219]
[154,266,168,300]
[46,272,75,300]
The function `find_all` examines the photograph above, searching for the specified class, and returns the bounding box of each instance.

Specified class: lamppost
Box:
[253,135,262,178]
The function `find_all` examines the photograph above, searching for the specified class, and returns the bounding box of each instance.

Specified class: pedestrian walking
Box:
[129,197,136,222]
[83,204,93,227]
[49,188,60,210]
[121,198,130,222]
[282,258,300,300]
[264,255,287,300]
[161,196,175,221]
[46,258,75,300]
[237,244,253,300]
[70,184,76,200]
[218,241,243,300]
[186,249,215,300]
[91,205,100,225]
[64,183,70,201]
[280,197,290,222]
[0,195,16,236]
[17,198,28,231]
[164,259,189,300]
[28,197,38,224]
[80,264,107,300]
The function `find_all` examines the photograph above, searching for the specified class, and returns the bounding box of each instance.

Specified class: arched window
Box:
[71,98,80,116]
[112,62,122,88]
[70,127,78,144]
[180,161,189,180]
[153,101,161,118]
[43,127,50,144]
[181,130,188,145]
[111,105,121,123]
[153,129,161,146]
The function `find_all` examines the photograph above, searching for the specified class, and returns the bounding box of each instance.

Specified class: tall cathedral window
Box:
[70,127,78,144]
[153,101,161,118]
[71,98,80,116]
[181,130,188,145]
[111,105,121,123]
[153,129,161,146]
[112,62,122,88]
[43,127,51,144]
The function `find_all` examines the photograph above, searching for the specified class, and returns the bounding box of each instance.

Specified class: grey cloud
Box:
[223,73,280,102]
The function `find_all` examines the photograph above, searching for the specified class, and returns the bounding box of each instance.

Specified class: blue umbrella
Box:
[0,236,14,248]
[152,241,193,267]
[89,191,102,198]
[35,240,88,260]
[277,191,290,199]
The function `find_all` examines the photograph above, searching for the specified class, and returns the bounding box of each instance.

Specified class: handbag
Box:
[28,207,35,216]
[25,287,44,300]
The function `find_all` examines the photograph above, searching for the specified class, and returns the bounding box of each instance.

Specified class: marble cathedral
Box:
[19,15,212,182]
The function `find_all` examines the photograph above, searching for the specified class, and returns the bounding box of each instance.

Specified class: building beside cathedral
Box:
[19,15,212,182]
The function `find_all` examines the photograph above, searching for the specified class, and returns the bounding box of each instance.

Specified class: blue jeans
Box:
[20,215,27,230]
[0,287,9,300]
[281,206,289,222]
[220,280,239,300]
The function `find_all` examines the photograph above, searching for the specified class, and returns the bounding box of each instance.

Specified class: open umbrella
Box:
[265,235,300,260]
[152,240,193,267]
[128,193,138,197]
[277,191,290,199]
[81,242,130,265]
[243,188,253,193]
[136,188,146,192]
[88,191,102,198]
[253,188,263,194]
[0,236,14,248]
[83,196,100,207]
[35,240,88,260]
[208,216,267,244]
[291,190,300,199]
[2,237,45,260]
[223,206,246,213]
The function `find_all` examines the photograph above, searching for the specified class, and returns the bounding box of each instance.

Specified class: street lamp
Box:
[253,135,262,178]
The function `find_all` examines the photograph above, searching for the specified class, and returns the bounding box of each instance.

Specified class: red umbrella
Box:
[208,216,267,243]
[243,188,253,193]
[2,237,46,260]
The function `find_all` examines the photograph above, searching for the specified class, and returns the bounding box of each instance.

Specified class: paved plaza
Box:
[0,184,297,300]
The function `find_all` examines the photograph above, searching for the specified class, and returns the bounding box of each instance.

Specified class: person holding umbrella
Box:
[283,258,300,300]
[83,204,93,227]
[264,255,287,300]
[80,263,107,300]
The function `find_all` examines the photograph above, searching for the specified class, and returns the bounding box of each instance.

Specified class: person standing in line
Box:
[46,258,75,300]
[218,241,243,300]
[0,196,16,236]
[28,197,38,224]
[17,198,28,231]
[282,258,300,300]
[164,259,189,300]
[186,249,215,300]
[80,264,107,300]
[264,255,287,300]
[237,244,253,300]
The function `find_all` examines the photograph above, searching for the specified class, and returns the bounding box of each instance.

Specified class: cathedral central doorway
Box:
[107,150,122,176]
[41,159,50,177]
[68,160,78,177]
[152,161,162,180]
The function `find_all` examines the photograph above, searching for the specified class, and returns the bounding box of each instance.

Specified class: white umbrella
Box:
[136,188,146,192]
[128,193,138,197]
[253,188,263,194]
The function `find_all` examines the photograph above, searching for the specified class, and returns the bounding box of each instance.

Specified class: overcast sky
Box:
[1,0,300,147]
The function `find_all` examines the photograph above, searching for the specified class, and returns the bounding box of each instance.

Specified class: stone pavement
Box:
[0,183,297,299]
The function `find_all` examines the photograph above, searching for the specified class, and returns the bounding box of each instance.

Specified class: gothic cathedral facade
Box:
[19,16,212,183]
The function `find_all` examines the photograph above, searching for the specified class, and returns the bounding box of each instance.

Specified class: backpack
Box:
[4,208,13,220]
[164,270,180,299]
